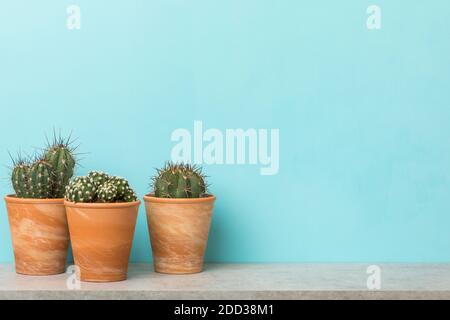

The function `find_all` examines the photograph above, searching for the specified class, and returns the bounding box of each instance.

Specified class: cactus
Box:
[108,176,130,197]
[152,162,207,198]
[65,171,137,203]
[11,155,56,199]
[65,176,97,202]
[11,158,32,198]
[44,134,76,198]
[9,131,79,199]
[29,159,53,199]
[88,171,110,187]
[97,182,118,203]
[123,188,138,202]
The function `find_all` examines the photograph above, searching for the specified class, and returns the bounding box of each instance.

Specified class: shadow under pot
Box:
[143,194,215,274]
[64,200,140,282]
[4,195,70,276]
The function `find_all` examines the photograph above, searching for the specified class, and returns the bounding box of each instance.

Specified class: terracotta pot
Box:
[64,200,140,282]
[4,195,70,275]
[143,194,215,274]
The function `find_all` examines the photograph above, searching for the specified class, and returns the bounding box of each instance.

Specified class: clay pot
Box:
[64,200,140,282]
[143,194,215,274]
[4,195,70,275]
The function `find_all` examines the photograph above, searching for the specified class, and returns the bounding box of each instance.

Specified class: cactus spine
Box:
[153,162,207,198]
[65,171,137,203]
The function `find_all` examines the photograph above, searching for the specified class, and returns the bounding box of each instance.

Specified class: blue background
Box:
[1,1,450,263]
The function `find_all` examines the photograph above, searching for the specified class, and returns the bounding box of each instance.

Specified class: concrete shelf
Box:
[1,263,449,300]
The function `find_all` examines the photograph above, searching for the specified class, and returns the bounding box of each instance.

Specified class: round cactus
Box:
[152,162,207,198]
[65,176,97,203]
[97,182,118,203]
[107,176,137,202]
[122,187,138,202]
[107,177,129,197]
[65,171,137,203]
[185,169,206,198]
[88,171,110,187]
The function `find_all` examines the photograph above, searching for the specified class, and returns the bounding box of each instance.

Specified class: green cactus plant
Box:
[11,157,32,198]
[108,176,135,199]
[29,158,53,199]
[65,176,97,202]
[88,171,110,187]
[152,162,207,198]
[44,133,77,198]
[65,171,137,203]
[9,131,79,199]
[97,182,118,203]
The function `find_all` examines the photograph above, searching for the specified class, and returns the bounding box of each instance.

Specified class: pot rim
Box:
[64,200,141,208]
[143,193,216,204]
[4,194,64,204]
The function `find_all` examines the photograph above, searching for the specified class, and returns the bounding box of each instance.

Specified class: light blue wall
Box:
[1,1,450,262]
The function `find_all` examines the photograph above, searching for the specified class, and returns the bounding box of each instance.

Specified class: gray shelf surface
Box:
[1,263,450,299]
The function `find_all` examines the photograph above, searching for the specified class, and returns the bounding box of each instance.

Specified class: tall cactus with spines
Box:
[44,134,76,198]
[11,159,32,198]
[8,131,79,199]
[29,159,53,199]
[152,162,207,198]
[65,171,137,203]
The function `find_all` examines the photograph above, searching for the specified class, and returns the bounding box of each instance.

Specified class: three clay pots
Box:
[4,195,70,275]
[64,200,140,282]
[143,194,215,274]
[5,192,215,279]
